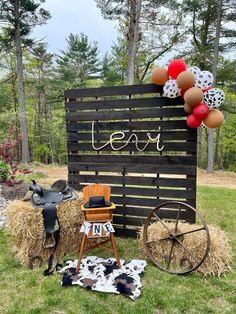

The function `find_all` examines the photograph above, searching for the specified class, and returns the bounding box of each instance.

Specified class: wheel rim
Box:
[143,201,210,275]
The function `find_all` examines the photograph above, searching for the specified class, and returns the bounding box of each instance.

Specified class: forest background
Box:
[0,0,235,173]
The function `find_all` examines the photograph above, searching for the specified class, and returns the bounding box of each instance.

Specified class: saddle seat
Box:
[30,180,74,208]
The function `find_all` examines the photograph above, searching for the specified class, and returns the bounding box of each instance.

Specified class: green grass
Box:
[16,170,47,183]
[0,185,235,314]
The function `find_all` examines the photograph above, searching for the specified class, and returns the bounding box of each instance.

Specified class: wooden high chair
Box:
[76,184,121,272]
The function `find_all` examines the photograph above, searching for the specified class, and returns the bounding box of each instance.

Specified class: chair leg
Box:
[110,233,121,268]
[76,232,87,272]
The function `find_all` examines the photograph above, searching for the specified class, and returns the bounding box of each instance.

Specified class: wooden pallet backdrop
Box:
[65,84,197,237]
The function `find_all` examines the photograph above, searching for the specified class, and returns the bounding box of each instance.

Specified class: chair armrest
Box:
[81,202,116,212]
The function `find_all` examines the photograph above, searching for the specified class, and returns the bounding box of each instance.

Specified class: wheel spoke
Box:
[175,227,206,237]
[153,213,172,234]
[146,236,170,244]
[166,241,175,270]
[174,237,199,265]
[174,204,181,233]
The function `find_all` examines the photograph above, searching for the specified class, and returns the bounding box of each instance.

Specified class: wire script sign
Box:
[65,84,197,237]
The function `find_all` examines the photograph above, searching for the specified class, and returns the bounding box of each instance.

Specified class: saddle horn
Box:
[29,180,43,196]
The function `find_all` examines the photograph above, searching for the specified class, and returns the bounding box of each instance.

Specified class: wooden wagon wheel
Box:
[143,201,210,275]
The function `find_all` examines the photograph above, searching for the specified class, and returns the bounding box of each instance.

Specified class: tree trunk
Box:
[127,0,142,85]
[214,127,220,167]
[207,0,222,173]
[14,0,30,163]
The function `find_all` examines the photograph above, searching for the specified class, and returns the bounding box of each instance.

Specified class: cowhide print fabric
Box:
[59,256,147,300]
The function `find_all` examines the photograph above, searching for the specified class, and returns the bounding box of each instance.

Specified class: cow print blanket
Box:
[59,256,147,300]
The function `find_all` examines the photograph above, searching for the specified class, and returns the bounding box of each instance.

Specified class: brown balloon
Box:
[203,109,224,128]
[184,87,203,107]
[184,102,193,114]
[176,70,195,90]
[151,66,169,85]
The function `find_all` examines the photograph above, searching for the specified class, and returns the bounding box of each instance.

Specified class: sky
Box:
[32,0,118,57]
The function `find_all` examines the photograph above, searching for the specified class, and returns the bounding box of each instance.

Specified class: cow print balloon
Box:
[195,71,214,90]
[203,88,225,108]
[163,79,180,98]
[188,66,201,79]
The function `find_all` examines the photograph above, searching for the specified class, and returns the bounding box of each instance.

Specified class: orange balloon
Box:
[176,71,195,90]
[203,109,224,128]
[184,87,203,107]
[184,103,193,114]
[151,66,169,85]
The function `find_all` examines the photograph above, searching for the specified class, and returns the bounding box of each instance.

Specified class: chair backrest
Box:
[82,184,111,204]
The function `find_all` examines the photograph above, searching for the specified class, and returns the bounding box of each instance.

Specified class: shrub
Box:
[0,161,9,181]
[0,128,31,186]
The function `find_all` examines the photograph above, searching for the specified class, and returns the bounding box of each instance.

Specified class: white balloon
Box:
[163,79,180,98]
[203,88,225,108]
[195,71,214,90]
[188,66,201,79]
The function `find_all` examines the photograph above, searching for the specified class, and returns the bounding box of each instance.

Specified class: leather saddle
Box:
[29,179,77,275]
[30,179,75,208]
[29,180,77,248]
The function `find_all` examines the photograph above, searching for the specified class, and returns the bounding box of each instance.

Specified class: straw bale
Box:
[139,222,232,276]
[6,193,84,265]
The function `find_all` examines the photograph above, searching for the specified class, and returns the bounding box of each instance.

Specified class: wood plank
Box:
[114,205,195,218]
[111,186,196,199]
[113,215,147,226]
[67,130,195,142]
[73,176,196,189]
[66,107,187,122]
[67,154,197,166]
[65,96,184,111]
[114,228,138,238]
[64,83,163,98]
[75,183,195,198]
[67,141,197,153]
[111,196,196,208]
[114,205,153,217]
[68,162,197,178]
[66,120,191,132]
[68,174,195,188]
[113,209,195,225]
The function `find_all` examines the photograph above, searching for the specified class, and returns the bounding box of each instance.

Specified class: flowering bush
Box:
[0,128,31,186]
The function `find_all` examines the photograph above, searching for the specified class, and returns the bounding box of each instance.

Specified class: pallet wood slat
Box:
[67,155,197,166]
[65,84,197,237]
[113,209,195,226]
[66,107,187,122]
[69,175,196,187]
[66,120,191,132]
[67,142,197,152]
[65,83,163,98]
[72,177,196,189]
[68,162,197,176]
[110,196,195,208]
[65,96,184,111]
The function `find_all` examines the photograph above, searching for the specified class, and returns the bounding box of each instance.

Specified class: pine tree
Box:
[0,0,51,163]
[56,33,100,87]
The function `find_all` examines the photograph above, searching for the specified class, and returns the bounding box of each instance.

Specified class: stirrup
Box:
[43,233,56,248]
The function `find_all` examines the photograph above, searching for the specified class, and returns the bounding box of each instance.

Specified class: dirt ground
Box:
[36,165,236,189]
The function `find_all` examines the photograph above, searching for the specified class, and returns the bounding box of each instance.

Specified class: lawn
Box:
[0,185,235,314]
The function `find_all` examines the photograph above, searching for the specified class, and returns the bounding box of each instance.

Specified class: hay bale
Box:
[6,193,84,265]
[139,222,232,276]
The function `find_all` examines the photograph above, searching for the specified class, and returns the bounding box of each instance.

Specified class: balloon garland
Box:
[151,60,225,129]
